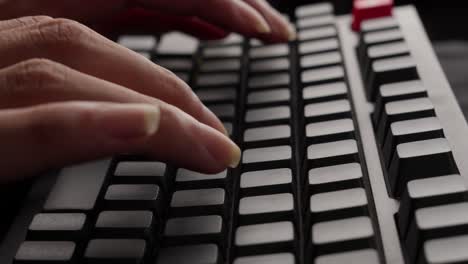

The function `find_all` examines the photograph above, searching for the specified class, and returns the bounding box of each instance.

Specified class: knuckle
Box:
[35,18,93,47]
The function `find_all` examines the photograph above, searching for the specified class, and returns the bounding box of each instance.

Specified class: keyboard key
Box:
[306,118,354,142]
[298,26,337,41]
[157,58,193,71]
[300,51,342,69]
[164,215,223,243]
[200,58,241,72]
[309,163,362,193]
[114,161,166,177]
[351,0,393,31]
[44,159,110,211]
[307,140,359,168]
[176,169,227,182]
[311,216,374,256]
[245,106,290,123]
[95,211,153,234]
[15,241,75,262]
[170,188,225,215]
[203,45,242,57]
[234,252,295,264]
[361,16,399,32]
[315,248,379,264]
[247,88,290,105]
[422,234,468,264]
[244,125,291,143]
[239,193,294,223]
[302,82,347,102]
[206,33,242,45]
[158,32,198,54]
[235,221,294,254]
[310,188,368,222]
[248,72,290,89]
[301,66,344,84]
[250,57,290,72]
[157,244,219,264]
[358,28,404,64]
[304,99,351,122]
[104,184,162,210]
[299,38,339,55]
[28,213,86,240]
[297,14,334,29]
[388,138,458,197]
[118,35,156,50]
[242,146,291,164]
[295,3,334,17]
[398,175,467,238]
[240,168,292,195]
[362,41,409,77]
[207,104,235,119]
[196,88,236,103]
[84,239,146,263]
[249,44,289,59]
[197,73,239,86]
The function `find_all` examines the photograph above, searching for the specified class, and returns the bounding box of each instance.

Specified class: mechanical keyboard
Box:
[3,3,468,264]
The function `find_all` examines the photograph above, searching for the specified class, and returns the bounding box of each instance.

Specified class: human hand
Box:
[0,16,242,182]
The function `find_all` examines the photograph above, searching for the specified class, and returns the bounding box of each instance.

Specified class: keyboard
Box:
[3,3,468,264]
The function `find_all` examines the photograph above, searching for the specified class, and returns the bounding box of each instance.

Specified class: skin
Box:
[0,0,294,182]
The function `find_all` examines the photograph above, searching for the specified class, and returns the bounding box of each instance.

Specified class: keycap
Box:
[104,184,162,210]
[247,88,290,105]
[300,51,342,69]
[367,55,419,100]
[250,57,290,72]
[304,99,351,122]
[362,41,409,77]
[170,188,225,215]
[352,0,393,31]
[422,234,468,264]
[84,239,146,263]
[164,215,222,243]
[298,26,337,41]
[244,125,291,143]
[249,44,289,59]
[405,202,468,263]
[306,118,355,143]
[242,146,292,164]
[311,216,374,256]
[310,188,368,222]
[156,58,193,71]
[398,175,467,238]
[297,14,334,29]
[157,244,219,264]
[44,159,110,211]
[158,32,198,54]
[114,161,167,186]
[235,221,294,254]
[200,58,241,72]
[28,213,86,240]
[238,193,294,223]
[388,138,458,197]
[307,140,359,168]
[315,248,379,264]
[309,163,362,193]
[95,211,153,235]
[207,104,235,119]
[382,117,444,168]
[301,66,344,84]
[176,169,227,183]
[118,35,156,51]
[240,168,292,195]
[373,80,427,126]
[377,97,435,146]
[361,16,399,33]
[295,3,334,18]
[196,88,236,103]
[205,33,243,46]
[245,106,290,123]
[299,38,339,55]
[357,28,403,63]
[203,45,242,57]
[197,73,239,86]
[248,72,290,89]
[234,252,295,264]
[15,241,75,262]
[302,82,347,102]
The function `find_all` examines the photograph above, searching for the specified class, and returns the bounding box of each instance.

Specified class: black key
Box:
[421,234,468,264]
[243,125,291,144]
[242,146,291,167]
[95,211,153,237]
[362,41,409,79]
[309,188,368,222]
[164,215,223,244]
[248,72,290,89]
[311,216,375,257]
[302,82,347,103]
[405,202,468,263]
[301,66,344,85]
[309,163,362,193]
[297,14,334,29]
[315,249,379,264]
[366,55,419,101]
[104,184,162,210]
[249,44,289,59]
[44,159,110,211]
[235,221,294,255]
[388,138,458,197]
[383,117,444,168]
[15,241,75,263]
[157,244,220,264]
[298,26,337,41]
[240,168,292,196]
[238,193,294,224]
[377,97,435,146]
[84,239,146,264]
[170,188,225,216]
[113,161,169,190]
[373,80,427,126]
[306,118,354,143]
[247,89,290,105]
[398,175,467,239]
[27,213,86,240]
[307,139,359,168]
[304,99,351,122]
[299,38,339,55]
[250,57,290,72]
[196,88,236,103]
[295,2,333,18]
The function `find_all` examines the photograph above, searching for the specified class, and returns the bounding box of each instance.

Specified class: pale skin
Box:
[0,0,295,182]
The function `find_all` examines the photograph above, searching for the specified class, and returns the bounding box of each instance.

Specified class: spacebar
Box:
[43,159,111,211]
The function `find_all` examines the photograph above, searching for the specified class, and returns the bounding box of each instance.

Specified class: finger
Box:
[0,18,226,134]
[0,101,240,182]
[243,0,296,42]
[0,16,52,31]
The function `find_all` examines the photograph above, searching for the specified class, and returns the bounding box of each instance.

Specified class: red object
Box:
[352,0,394,31]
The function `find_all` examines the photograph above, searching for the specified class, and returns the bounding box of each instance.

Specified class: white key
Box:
[158,32,198,54]
[118,35,156,50]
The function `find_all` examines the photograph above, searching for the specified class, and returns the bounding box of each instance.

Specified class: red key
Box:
[352,0,394,31]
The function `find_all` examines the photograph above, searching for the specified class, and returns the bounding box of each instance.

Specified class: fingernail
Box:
[255,17,272,34]
[100,104,160,140]
[287,23,297,41]
[228,143,242,168]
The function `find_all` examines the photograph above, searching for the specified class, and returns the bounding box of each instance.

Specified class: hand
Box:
[0,0,296,43]
[0,16,243,182]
